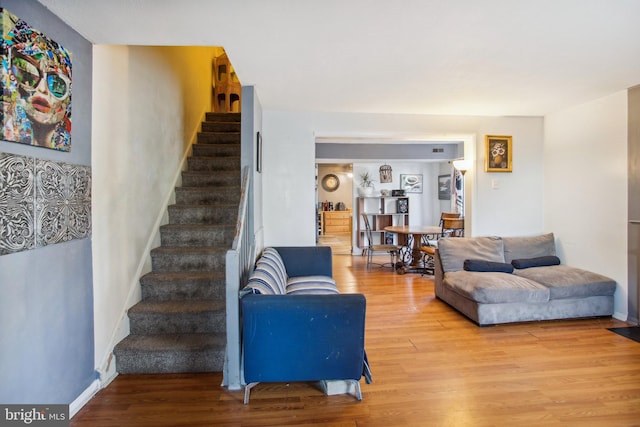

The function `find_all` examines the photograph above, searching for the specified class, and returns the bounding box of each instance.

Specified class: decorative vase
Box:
[358,186,373,196]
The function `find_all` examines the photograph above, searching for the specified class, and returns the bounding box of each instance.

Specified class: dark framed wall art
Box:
[438,174,451,200]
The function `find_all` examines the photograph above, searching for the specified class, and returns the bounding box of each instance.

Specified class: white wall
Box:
[92,45,216,380]
[545,91,628,320]
[261,110,544,246]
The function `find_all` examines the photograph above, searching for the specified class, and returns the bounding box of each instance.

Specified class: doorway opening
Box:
[316,163,353,255]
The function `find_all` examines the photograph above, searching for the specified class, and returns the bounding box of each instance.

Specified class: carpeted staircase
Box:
[113,112,241,374]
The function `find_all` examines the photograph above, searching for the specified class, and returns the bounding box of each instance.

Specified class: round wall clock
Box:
[321,174,340,192]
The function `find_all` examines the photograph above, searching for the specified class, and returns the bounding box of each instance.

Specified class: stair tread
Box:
[141,270,224,280]
[176,186,241,191]
[160,223,235,230]
[182,169,240,176]
[194,143,240,146]
[151,246,228,253]
[115,333,225,352]
[189,155,240,159]
[169,203,238,208]
[130,300,225,313]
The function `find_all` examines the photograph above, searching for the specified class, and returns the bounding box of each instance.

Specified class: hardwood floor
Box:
[72,254,640,426]
[317,232,352,255]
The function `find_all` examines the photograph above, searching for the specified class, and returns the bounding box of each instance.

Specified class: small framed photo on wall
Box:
[438,175,451,200]
[485,135,512,172]
[256,131,262,173]
[400,174,423,193]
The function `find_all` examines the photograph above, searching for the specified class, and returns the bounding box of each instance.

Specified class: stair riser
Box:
[188,157,240,171]
[141,278,225,301]
[168,206,238,224]
[205,112,241,123]
[160,226,235,247]
[175,188,240,205]
[181,172,238,187]
[201,122,241,132]
[192,144,240,157]
[197,132,240,144]
[115,349,225,374]
[129,312,225,334]
[150,251,226,272]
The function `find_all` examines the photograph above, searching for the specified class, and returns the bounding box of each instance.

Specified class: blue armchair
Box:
[241,246,370,403]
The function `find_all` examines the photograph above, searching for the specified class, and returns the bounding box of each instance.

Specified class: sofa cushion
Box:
[247,252,288,295]
[261,247,289,281]
[438,236,505,273]
[256,258,288,289]
[514,265,616,299]
[503,233,556,263]
[247,268,286,295]
[286,275,339,295]
[444,271,550,304]
[464,259,514,273]
[511,255,560,269]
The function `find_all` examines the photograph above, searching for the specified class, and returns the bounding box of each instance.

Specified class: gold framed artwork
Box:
[485,135,512,172]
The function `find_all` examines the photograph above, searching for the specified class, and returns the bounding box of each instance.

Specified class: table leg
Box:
[410,233,423,267]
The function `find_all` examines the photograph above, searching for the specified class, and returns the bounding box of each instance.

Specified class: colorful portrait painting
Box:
[0,8,72,152]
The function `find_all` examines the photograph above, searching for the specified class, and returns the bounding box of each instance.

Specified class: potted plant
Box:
[358,172,375,196]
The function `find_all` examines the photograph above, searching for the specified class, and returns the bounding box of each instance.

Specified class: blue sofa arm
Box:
[242,293,366,385]
[274,246,333,278]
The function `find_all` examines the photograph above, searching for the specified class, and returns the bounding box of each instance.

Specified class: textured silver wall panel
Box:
[0,152,91,255]
[0,153,35,254]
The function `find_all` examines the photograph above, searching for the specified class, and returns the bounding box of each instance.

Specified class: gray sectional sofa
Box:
[434,233,616,326]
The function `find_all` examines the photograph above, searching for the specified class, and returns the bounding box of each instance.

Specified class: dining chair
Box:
[441,217,465,237]
[420,217,465,275]
[421,212,461,247]
[440,212,461,222]
[362,214,400,271]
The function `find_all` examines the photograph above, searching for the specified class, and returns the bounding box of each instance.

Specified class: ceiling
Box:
[37,0,640,117]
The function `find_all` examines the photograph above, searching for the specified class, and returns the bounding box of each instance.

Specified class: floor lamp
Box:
[452,159,470,217]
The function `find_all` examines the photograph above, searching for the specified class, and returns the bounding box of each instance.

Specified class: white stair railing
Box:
[223,166,254,390]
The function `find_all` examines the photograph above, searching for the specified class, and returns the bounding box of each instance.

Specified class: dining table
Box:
[384,225,441,273]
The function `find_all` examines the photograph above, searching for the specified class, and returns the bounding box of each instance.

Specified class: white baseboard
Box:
[70,379,100,418]
[613,310,629,322]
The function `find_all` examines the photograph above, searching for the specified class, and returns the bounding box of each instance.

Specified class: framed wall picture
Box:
[400,174,423,193]
[1,9,73,152]
[256,131,262,172]
[438,174,451,200]
[485,135,512,172]
[397,198,409,213]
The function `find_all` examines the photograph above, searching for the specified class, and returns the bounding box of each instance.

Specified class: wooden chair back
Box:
[441,218,464,237]
[439,212,461,226]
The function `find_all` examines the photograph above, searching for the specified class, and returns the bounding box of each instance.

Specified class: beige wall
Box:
[91,45,216,381]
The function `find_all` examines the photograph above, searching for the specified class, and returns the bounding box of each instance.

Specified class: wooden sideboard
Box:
[323,210,352,234]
